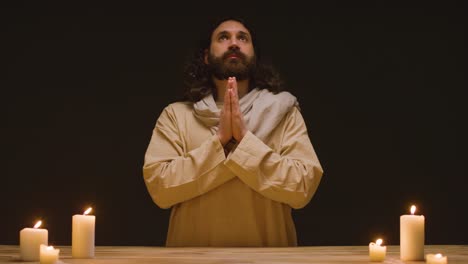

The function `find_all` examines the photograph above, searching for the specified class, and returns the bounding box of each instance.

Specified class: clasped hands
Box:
[217,77,247,147]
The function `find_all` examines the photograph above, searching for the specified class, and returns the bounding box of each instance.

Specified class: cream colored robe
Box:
[143,102,323,247]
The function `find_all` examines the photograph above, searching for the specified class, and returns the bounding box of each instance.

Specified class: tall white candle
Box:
[40,244,60,264]
[20,220,48,261]
[72,207,95,258]
[426,253,447,264]
[400,205,425,260]
[369,238,386,262]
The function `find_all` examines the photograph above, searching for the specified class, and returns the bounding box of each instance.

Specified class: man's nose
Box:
[228,38,239,49]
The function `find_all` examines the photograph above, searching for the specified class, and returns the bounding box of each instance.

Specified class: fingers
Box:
[217,80,233,146]
[228,77,247,141]
[227,76,235,90]
[229,77,239,114]
[224,81,231,115]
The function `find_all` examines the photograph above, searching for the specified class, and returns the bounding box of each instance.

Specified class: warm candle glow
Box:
[72,211,96,258]
[83,207,92,215]
[376,239,383,246]
[20,222,48,261]
[34,221,42,229]
[426,253,447,264]
[401,205,424,260]
[40,244,60,264]
[369,238,386,262]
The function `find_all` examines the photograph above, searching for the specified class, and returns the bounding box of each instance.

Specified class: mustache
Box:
[222,50,246,60]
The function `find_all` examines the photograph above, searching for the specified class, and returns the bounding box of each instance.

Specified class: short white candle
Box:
[369,238,386,262]
[426,253,448,264]
[20,220,48,261]
[400,205,425,260]
[40,244,60,264]
[72,207,95,258]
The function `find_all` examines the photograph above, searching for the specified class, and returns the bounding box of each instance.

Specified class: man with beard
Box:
[142,17,323,247]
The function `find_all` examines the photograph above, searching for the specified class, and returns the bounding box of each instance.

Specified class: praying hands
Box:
[217,77,248,147]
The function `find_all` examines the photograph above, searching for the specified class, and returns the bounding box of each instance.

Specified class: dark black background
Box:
[2,2,466,246]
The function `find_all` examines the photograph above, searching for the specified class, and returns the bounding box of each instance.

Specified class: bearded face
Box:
[207,48,257,81]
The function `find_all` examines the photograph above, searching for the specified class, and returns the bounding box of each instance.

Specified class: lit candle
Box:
[72,207,95,258]
[400,205,425,260]
[426,253,448,264]
[40,244,60,264]
[20,220,48,261]
[369,238,386,262]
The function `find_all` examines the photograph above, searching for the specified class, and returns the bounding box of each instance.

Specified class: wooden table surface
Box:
[0,245,466,263]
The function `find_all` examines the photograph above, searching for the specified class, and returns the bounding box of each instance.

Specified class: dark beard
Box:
[207,50,256,81]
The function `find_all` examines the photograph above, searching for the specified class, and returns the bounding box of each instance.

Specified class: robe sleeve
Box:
[224,107,323,209]
[143,105,235,209]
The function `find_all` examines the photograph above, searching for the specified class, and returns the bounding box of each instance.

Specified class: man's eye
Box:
[219,35,228,40]
[238,34,250,42]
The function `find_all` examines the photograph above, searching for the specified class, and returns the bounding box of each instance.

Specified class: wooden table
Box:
[0,245,466,263]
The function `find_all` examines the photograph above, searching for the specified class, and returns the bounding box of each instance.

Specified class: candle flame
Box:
[34,220,42,228]
[435,253,442,258]
[376,239,383,246]
[83,207,92,215]
[410,205,416,215]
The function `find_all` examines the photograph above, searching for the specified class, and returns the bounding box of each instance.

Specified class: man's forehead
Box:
[213,20,251,36]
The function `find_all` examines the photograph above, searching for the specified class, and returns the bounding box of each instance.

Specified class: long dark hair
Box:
[181,17,286,102]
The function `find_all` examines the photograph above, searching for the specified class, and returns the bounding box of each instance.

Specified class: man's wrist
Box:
[223,138,238,154]
[218,134,229,146]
